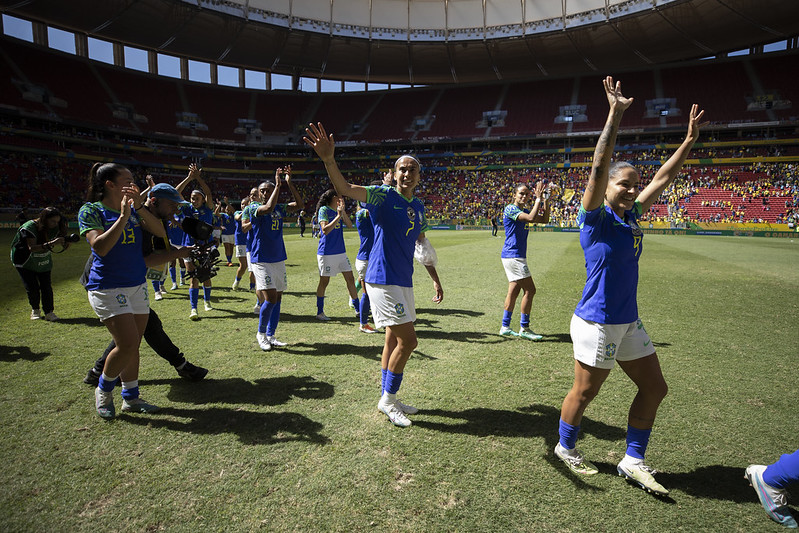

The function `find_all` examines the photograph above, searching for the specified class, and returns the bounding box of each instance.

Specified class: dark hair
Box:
[87,163,127,202]
[514,183,530,194]
[316,189,338,215]
[34,207,67,243]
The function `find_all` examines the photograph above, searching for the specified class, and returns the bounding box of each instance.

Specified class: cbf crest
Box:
[629,219,643,236]
[407,207,416,221]
[604,342,617,361]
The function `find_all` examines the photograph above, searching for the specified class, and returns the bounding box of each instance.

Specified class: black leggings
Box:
[16,267,54,313]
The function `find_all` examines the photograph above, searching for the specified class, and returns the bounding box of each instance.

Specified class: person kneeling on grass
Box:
[81,182,209,385]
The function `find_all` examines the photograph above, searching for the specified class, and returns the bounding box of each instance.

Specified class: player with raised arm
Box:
[304,122,443,428]
[554,76,704,496]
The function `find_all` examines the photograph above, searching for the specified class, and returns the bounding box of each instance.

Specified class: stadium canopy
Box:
[3,0,798,84]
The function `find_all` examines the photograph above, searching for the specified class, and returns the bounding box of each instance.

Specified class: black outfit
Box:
[81,213,207,382]
[17,267,54,313]
[298,214,306,237]
[491,216,499,237]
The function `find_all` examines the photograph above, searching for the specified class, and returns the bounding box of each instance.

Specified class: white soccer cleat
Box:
[617,458,669,496]
[378,402,412,427]
[256,332,272,351]
[316,313,331,321]
[204,302,214,312]
[555,443,599,475]
[267,336,287,347]
[154,292,163,301]
[189,309,199,321]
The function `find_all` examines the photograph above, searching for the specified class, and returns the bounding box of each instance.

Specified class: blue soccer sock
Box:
[226,254,232,263]
[625,425,652,460]
[384,370,403,395]
[502,310,512,328]
[249,281,256,290]
[180,268,186,281]
[360,293,371,326]
[98,373,118,393]
[169,267,177,284]
[267,302,281,337]
[520,313,530,329]
[120,380,139,401]
[764,449,799,489]
[188,288,199,309]
[352,297,360,316]
[559,419,580,450]
[203,286,212,303]
[381,368,388,394]
[151,280,160,293]
[258,300,276,334]
[317,296,325,315]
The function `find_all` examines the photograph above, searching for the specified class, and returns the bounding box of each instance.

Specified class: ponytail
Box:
[87,162,127,202]
[316,189,337,216]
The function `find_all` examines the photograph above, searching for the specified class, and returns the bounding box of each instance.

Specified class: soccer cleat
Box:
[231,279,240,290]
[257,332,272,351]
[226,262,234,267]
[499,326,517,337]
[31,309,42,320]
[348,299,356,309]
[745,464,798,528]
[189,309,200,321]
[171,283,178,291]
[617,460,670,496]
[154,292,163,301]
[177,362,208,382]
[378,402,412,427]
[555,443,599,475]
[83,368,101,387]
[253,303,261,314]
[204,302,214,312]
[316,313,331,321]
[359,324,378,334]
[395,399,419,415]
[95,387,115,419]
[44,312,59,321]
[267,336,287,347]
[121,397,160,413]
[518,327,543,341]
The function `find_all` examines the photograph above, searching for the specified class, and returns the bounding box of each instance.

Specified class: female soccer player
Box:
[176,163,215,320]
[313,189,360,321]
[354,185,384,334]
[244,166,304,350]
[554,76,704,496]
[499,181,550,340]
[231,196,250,290]
[78,162,166,418]
[304,122,443,428]
[11,206,72,321]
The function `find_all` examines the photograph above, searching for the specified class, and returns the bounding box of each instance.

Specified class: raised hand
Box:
[604,76,634,112]
[283,164,292,184]
[303,122,335,162]
[336,196,345,215]
[121,183,142,209]
[188,162,201,180]
[533,180,545,199]
[145,174,155,188]
[686,104,706,143]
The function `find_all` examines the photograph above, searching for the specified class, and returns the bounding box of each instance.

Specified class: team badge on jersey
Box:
[116,294,128,305]
[395,303,405,316]
[407,207,416,221]
[604,342,617,361]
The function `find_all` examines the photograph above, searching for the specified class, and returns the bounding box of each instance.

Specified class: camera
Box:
[181,218,221,283]
[65,233,80,243]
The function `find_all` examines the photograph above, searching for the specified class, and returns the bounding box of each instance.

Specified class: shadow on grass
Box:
[122,406,329,445]
[417,307,485,318]
[657,465,758,503]
[144,375,334,406]
[52,316,105,327]
[416,329,503,344]
[279,312,359,325]
[415,403,627,493]
[0,345,50,361]
[282,342,381,361]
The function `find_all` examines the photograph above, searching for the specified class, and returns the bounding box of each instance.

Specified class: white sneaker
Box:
[189,309,199,321]
[257,332,272,351]
[555,442,599,475]
[499,326,517,337]
[31,309,42,320]
[395,399,419,415]
[44,312,59,321]
[359,324,378,333]
[518,327,543,341]
[253,303,262,314]
[267,336,287,347]
[617,458,669,495]
[745,464,798,527]
[231,279,240,290]
[378,402,412,427]
[204,302,214,312]
[95,387,115,419]
[154,292,163,301]
[316,312,331,321]
[121,397,160,413]
[171,283,178,290]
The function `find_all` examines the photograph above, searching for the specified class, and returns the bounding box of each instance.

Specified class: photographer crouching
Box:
[11,207,76,321]
[83,182,208,385]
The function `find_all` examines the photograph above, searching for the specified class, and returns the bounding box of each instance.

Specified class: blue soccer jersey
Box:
[249,204,288,263]
[233,210,247,246]
[219,213,235,236]
[574,201,644,324]
[78,202,147,291]
[317,205,346,256]
[364,185,429,287]
[355,208,374,261]
[242,202,261,251]
[166,214,184,246]
[501,204,530,259]
[179,203,214,246]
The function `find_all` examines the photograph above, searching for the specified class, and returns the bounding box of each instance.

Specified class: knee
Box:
[648,380,668,402]
[570,384,600,406]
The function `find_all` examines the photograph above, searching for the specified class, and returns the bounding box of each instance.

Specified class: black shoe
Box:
[83,368,101,386]
[177,362,208,382]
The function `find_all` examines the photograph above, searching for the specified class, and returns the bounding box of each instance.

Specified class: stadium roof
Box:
[3,0,798,84]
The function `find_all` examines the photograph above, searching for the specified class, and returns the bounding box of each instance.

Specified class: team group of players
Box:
[74,77,796,526]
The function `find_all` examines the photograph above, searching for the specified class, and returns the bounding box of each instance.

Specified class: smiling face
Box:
[605,166,640,215]
[513,185,531,207]
[258,182,274,203]
[393,156,420,197]
[190,190,205,208]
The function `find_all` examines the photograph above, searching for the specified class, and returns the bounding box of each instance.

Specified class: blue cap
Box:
[149,183,185,204]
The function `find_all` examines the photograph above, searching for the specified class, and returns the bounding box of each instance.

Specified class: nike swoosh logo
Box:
[393,206,404,209]
[643,340,650,346]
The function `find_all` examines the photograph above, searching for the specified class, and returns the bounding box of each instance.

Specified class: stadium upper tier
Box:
[1,37,797,145]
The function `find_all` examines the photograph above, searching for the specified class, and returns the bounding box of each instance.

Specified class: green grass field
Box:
[1,229,797,532]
